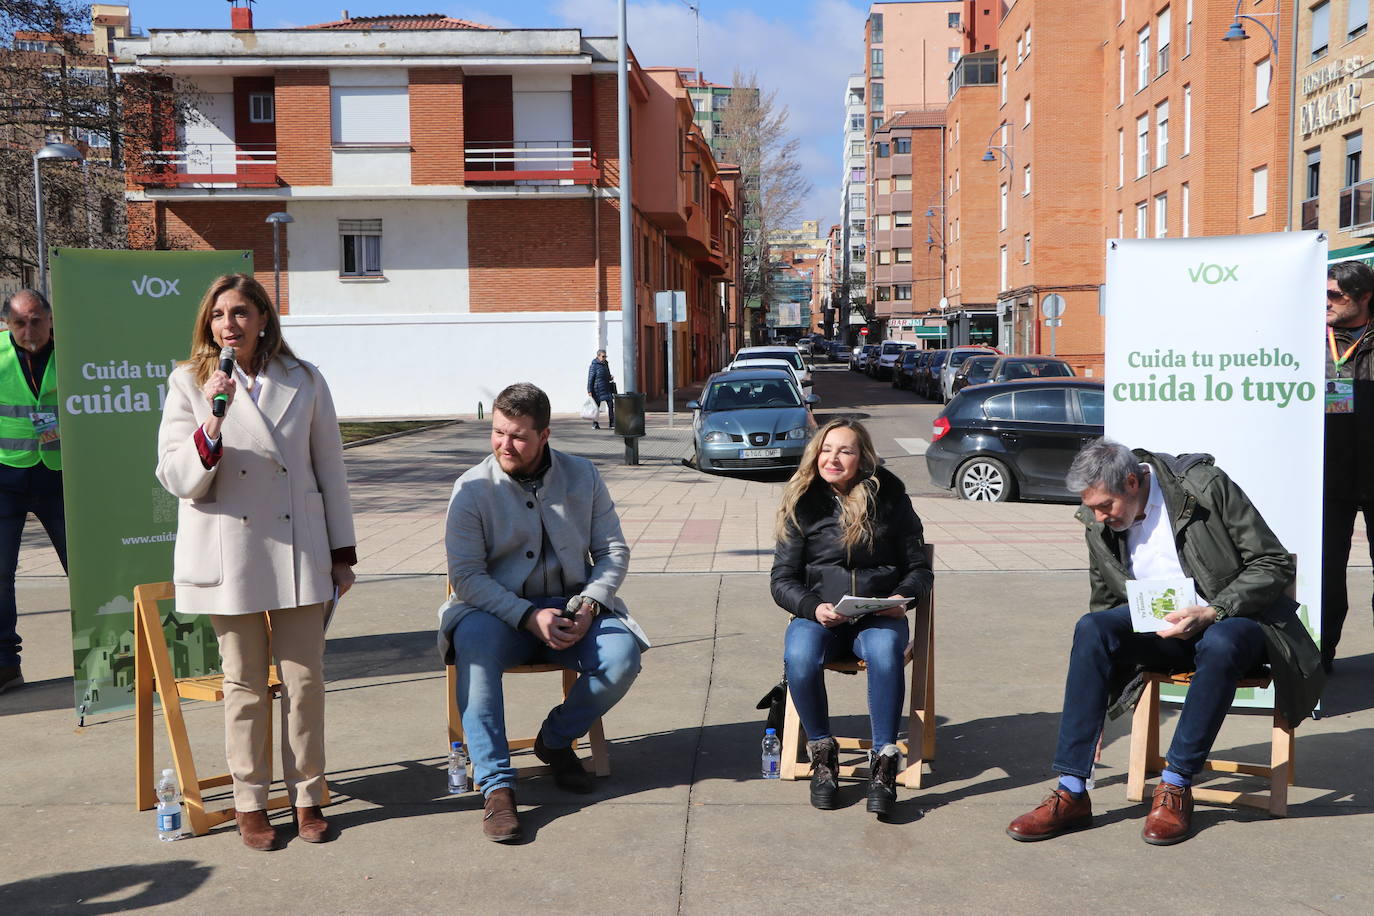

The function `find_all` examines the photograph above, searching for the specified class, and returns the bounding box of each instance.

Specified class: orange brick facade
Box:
[409,68,465,185]
[468,197,619,312]
[274,69,331,187]
[933,0,1290,372]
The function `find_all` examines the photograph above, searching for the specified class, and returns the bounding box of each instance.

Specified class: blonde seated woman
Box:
[770,418,933,818]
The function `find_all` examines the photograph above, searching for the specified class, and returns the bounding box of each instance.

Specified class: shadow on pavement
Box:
[0,675,74,718]
[1318,652,1374,716]
[0,861,213,913]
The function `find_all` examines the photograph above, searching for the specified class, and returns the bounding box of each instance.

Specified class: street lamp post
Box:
[32,142,85,299]
[264,211,294,307]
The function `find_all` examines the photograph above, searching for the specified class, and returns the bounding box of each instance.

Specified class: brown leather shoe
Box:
[1006,787,1093,842]
[1142,782,1194,846]
[294,805,334,844]
[482,787,522,843]
[235,809,278,851]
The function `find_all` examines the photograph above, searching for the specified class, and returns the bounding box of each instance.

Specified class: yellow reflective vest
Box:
[0,331,60,470]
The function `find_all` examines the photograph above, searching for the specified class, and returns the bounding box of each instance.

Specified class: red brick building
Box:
[114,9,739,416]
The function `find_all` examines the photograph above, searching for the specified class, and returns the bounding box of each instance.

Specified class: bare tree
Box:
[717,69,812,334]
[0,1,190,283]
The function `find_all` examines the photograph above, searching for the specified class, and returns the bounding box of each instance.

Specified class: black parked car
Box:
[925,379,1105,502]
[917,350,949,400]
[948,354,999,396]
[986,356,1075,383]
[893,349,926,390]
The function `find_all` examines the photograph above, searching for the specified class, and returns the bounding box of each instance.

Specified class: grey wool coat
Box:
[436,447,649,663]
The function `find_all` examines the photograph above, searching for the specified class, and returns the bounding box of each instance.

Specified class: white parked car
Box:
[871,340,917,381]
[728,358,807,398]
[732,346,813,395]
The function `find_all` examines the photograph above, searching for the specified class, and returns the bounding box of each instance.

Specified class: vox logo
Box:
[131,275,180,297]
[1187,263,1239,284]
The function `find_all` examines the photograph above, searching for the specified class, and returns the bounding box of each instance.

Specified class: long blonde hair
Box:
[184,274,297,385]
[775,417,882,549]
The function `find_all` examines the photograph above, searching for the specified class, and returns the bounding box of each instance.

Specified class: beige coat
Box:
[155,356,356,615]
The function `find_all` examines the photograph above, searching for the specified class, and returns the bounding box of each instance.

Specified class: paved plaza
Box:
[3,412,1374,914]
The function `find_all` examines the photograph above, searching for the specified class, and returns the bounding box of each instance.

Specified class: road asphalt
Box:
[2,359,1372,914]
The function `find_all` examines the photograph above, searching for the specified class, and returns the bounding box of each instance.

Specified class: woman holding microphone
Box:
[771,418,932,818]
[156,274,356,851]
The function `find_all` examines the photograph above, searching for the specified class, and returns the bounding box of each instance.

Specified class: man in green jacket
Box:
[0,290,66,695]
[1006,439,1323,847]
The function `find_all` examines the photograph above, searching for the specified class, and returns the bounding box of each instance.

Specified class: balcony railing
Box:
[464,140,598,184]
[1339,178,1374,230]
[135,143,278,188]
[1302,197,1319,231]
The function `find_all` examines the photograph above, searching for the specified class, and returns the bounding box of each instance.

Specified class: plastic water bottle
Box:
[447,741,470,794]
[155,769,183,842]
[761,728,781,779]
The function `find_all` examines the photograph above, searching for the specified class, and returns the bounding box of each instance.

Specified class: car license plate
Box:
[740,448,781,459]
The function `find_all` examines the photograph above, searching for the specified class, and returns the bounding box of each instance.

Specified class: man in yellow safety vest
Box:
[0,290,66,695]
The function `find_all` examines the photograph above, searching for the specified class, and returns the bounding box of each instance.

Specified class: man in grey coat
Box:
[438,383,646,843]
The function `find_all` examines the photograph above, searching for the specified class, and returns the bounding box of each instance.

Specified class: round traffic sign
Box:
[1041,293,1066,319]
[859,327,869,336]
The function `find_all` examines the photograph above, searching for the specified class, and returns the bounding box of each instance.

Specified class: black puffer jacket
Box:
[770,466,933,620]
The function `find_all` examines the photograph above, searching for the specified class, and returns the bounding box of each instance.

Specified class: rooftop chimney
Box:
[230,0,254,31]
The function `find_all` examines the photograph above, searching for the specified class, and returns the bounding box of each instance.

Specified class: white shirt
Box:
[1124,464,1187,581]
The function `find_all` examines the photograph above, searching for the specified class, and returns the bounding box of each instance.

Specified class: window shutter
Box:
[331,88,410,144]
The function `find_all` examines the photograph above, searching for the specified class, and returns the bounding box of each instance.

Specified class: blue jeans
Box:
[783,614,909,748]
[453,607,642,795]
[0,464,67,667]
[1052,605,1266,780]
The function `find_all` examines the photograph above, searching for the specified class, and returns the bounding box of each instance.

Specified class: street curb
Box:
[343,419,462,450]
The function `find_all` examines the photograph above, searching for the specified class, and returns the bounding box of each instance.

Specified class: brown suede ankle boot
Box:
[235,809,278,851]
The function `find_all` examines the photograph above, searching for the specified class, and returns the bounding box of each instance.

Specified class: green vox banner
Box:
[49,248,253,716]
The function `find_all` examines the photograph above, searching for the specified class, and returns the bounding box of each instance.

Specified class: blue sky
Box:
[124,0,873,228]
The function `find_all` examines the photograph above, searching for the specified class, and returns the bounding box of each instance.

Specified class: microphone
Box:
[212,346,235,418]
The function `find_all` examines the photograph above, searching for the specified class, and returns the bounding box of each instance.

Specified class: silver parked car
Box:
[687,368,819,472]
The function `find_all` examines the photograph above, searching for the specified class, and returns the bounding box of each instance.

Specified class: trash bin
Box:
[613,393,646,438]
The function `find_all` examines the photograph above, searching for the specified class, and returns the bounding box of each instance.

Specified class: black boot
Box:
[866,744,899,817]
[807,737,840,810]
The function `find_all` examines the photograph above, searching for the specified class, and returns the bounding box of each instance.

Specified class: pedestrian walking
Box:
[587,349,616,431]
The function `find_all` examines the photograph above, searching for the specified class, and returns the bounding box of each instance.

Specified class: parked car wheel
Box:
[956,457,1015,502]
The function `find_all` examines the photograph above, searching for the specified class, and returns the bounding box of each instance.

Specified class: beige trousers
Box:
[210,603,327,811]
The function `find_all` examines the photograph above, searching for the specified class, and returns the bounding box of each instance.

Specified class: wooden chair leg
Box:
[1269,716,1292,817]
[901,608,930,789]
[135,608,156,812]
[1126,678,1160,803]
[922,605,936,762]
[779,686,806,780]
[446,665,462,746]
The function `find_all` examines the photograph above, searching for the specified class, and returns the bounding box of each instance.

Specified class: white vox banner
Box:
[1104,232,1326,706]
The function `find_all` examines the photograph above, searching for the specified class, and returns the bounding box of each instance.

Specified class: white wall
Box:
[285,199,469,316]
[281,312,624,418]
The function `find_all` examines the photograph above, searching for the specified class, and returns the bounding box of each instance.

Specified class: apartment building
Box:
[838,75,869,342]
[870,109,946,336]
[863,3,964,338]
[114,8,739,416]
[943,51,1001,324]
[1293,0,1374,263]
[932,0,1290,373]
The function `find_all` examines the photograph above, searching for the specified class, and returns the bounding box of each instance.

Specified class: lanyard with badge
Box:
[1326,326,1364,414]
[18,350,58,446]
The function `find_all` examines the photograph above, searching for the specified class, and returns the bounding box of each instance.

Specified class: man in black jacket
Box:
[1006,439,1322,847]
[1322,259,1374,672]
